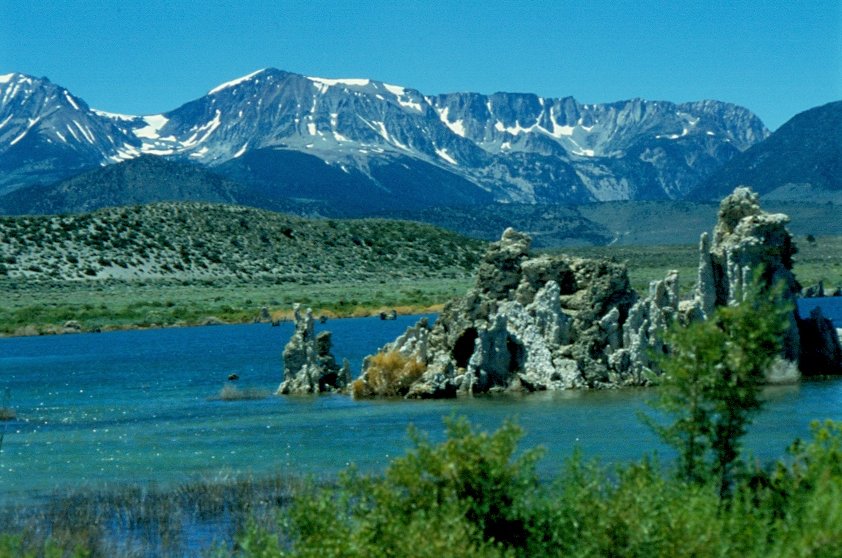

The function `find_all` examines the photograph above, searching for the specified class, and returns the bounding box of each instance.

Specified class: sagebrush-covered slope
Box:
[0,203,485,281]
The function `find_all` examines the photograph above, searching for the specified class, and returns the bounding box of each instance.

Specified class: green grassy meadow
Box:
[0,276,473,336]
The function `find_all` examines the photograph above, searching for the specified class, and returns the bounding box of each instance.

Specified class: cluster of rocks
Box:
[802,282,842,298]
[346,187,842,398]
[276,304,350,395]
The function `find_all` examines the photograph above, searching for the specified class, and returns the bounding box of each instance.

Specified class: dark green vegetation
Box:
[242,418,842,558]
[695,101,842,202]
[0,203,482,334]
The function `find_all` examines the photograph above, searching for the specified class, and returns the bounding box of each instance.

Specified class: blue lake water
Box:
[1,300,842,502]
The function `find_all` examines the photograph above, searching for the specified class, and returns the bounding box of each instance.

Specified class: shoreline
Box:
[0,302,445,339]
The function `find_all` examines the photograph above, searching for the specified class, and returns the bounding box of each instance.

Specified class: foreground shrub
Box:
[351,350,426,398]
[256,417,541,557]
[242,418,842,558]
[646,280,791,496]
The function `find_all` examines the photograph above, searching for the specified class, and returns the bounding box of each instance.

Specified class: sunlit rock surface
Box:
[277,304,350,394]
[354,187,841,398]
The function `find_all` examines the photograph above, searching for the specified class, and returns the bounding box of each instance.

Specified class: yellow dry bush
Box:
[352,350,426,398]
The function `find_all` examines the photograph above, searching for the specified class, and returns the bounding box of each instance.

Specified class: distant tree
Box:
[806,234,816,244]
[646,280,791,497]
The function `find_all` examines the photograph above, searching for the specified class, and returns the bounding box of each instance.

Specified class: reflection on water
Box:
[1,309,841,501]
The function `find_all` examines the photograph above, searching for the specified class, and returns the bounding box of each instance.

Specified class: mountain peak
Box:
[1,68,776,207]
[207,69,271,95]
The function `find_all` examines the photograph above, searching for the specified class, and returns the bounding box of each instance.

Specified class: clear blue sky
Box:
[2,0,840,131]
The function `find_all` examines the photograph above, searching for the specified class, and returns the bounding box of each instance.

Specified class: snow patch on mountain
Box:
[134,115,169,140]
[383,83,405,97]
[72,120,95,143]
[111,144,141,162]
[92,109,137,122]
[435,147,458,165]
[182,110,222,147]
[384,83,425,112]
[63,91,81,111]
[495,120,540,136]
[307,76,371,88]
[437,107,466,137]
[208,69,266,95]
[10,117,39,146]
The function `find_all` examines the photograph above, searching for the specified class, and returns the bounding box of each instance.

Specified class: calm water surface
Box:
[1,301,841,501]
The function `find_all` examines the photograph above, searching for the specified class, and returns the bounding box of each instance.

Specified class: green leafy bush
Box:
[238,415,842,558]
[266,417,542,557]
[646,280,791,495]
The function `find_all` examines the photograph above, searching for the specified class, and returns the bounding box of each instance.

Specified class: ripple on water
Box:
[0,314,841,501]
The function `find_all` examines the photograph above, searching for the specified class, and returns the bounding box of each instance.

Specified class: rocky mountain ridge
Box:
[691,100,842,202]
[1,69,769,208]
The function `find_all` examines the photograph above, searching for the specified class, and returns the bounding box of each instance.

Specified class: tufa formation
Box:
[277,304,350,394]
[352,187,841,398]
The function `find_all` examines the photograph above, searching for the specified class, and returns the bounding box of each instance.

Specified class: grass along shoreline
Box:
[4,235,842,338]
[0,276,472,337]
[0,202,486,336]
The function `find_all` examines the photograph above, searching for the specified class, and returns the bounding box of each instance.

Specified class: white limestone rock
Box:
[277,304,350,394]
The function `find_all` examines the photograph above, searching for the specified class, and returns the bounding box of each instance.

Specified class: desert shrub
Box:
[351,351,426,398]
[260,417,540,557]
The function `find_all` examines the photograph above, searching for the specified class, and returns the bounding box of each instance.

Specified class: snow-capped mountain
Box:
[0,73,141,190]
[0,69,770,207]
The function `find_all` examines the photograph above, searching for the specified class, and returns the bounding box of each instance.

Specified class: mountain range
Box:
[691,100,842,201]
[0,69,774,212]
